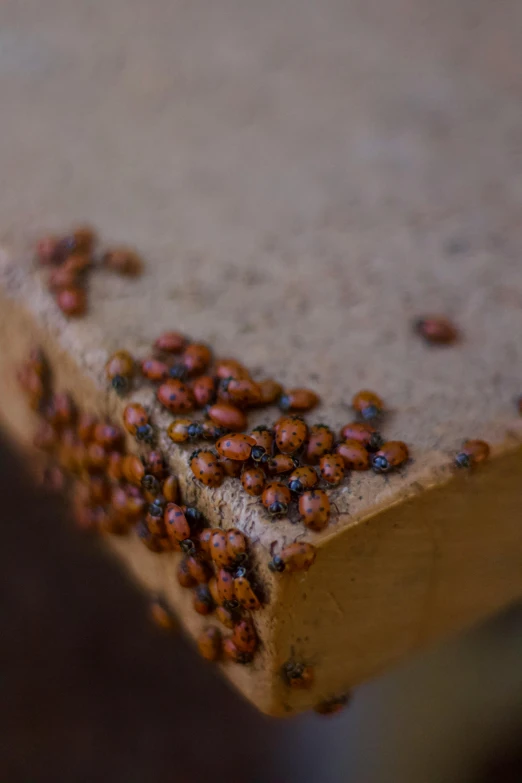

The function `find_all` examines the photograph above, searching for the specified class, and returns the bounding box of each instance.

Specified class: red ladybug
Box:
[48,263,82,291]
[276,417,308,454]
[189,449,224,488]
[162,475,179,503]
[268,541,317,573]
[143,451,166,479]
[33,421,58,452]
[249,425,275,454]
[216,568,238,609]
[197,627,222,661]
[220,457,244,477]
[207,402,247,432]
[199,527,216,556]
[135,520,163,553]
[226,529,248,565]
[180,343,212,375]
[210,529,234,569]
[339,421,382,451]
[186,555,212,584]
[256,379,283,406]
[193,584,215,615]
[122,454,145,485]
[234,568,261,611]
[140,357,169,382]
[281,660,314,689]
[208,577,220,605]
[106,350,135,394]
[279,388,319,412]
[62,225,97,255]
[85,441,108,473]
[106,451,124,482]
[352,390,384,420]
[200,420,230,440]
[214,358,251,381]
[233,617,258,654]
[93,422,124,449]
[305,424,334,464]
[167,418,200,443]
[216,433,255,461]
[56,287,87,318]
[149,597,177,632]
[177,558,197,588]
[77,412,98,444]
[454,439,490,468]
[222,637,252,664]
[157,379,195,414]
[414,315,459,345]
[164,503,191,543]
[299,489,331,531]
[241,465,266,496]
[219,377,262,407]
[192,375,217,407]
[45,392,77,429]
[36,234,61,265]
[262,482,291,516]
[336,440,370,470]
[154,331,187,354]
[216,606,237,629]
[102,247,142,276]
[288,466,318,493]
[122,403,152,442]
[88,475,112,505]
[371,441,409,473]
[266,454,299,475]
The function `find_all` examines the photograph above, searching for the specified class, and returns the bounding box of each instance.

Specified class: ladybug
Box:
[157,379,195,414]
[339,422,382,451]
[33,421,58,452]
[56,287,87,317]
[371,441,409,473]
[281,660,314,689]
[88,475,112,505]
[111,487,140,522]
[77,412,97,444]
[121,457,145,488]
[154,331,187,354]
[208,577,220,605]
[162,475,179,503]
[93,422,124,449]
[145,503,166,537]
[107,451,124,482]
[299,489,331,531]
[167,418,200,443]
[314,693,351,716]
[266,454,299,475]
[102,247,142,276]
[45,392,77,429]
[216,606,237,629]
[216,568,238,609]
[122,403,149,436]
[352,390,384,420]
[414,315,459,345]
[181,505,204,527]
[226,529,248,565]
[40,465,66,493]
[221,457,244,477]
[336,440,370,470]
[62,251,92,273]
[233,617,258,654]
[288,466,318,494]
[180,343,212,376]
[125,486,147,520]
[36,234,62,265]
[250,425,275,454]
[106,350,135,394]
[85,442,108,473]
[164,503,191,543]
[257,379,283,406]
[206,402,247,432]
[262,482,291,516]
[268,541,317,573]
[241,465,266,496]
[197,627,222,661]
[219,377,262,407]
[304,424,334,464]
[143,451,166,478]
[455,439,490,468]
[193,584,215,615]
[61,225,97,255]
[214,358,251,381]
[216,433,255,461]
[200,420,230,440]
[141,474,161,496]
[177,558,197,588]
[192,375,217,407]
[149,597,177,631]
[279,388,319,413]
[48,263,82,291]
[276,417,308,454]
[233,568,261,611]
[140,357,169,382]
[189,449,224,488]
[210,529,234,569]
[135,520,163,553]
[198,527,216,556]
[222,638,253,664]
[186,555,212,584]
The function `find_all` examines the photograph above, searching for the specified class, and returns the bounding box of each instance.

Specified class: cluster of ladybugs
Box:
[36,225,142,317]
[106,335,411,533]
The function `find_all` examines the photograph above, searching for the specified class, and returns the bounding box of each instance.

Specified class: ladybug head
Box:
[268,555,285,573]
[252,425,272,434]
[371,454,389,474]
[234,566,247,579]
[187,422,203,439]
[278,394,291,412]
[180,538,196,555]
[111,375,128,394]
[368,432,384,451]
[189,449,202,461]
[251,445,266,462]
[169,364,187,381]
[223,598,240,611]
[288,479,303,494]
[184,505,203,525]
[269,501,288,516]
[147,500,163,517]
[136,424,154,444]
[455,452,471,469]
[361,404,381,421]
[142,474,160,494]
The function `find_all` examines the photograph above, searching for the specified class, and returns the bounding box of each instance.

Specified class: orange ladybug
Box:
[197,627,222,661]
[162,475,179,503]
[198,528,216,556]
[262,482,291,516]
[103,247,142,276]
[123,402,148,434]
[208,576,220,605]
[45,392,77,429]
[164,503,191,543]
[135,520,163,553]
[186,555,212,584]
[276,417,308,454]
[226,529,248,565]
[266,454,299,475]
[216,433,255,461]
[281,660,314,689]
[61,225,97,254]
[106,350,134,394]
[279,388,319,413]
[268,541,317,573]
[180,343,212,375]
[56,287,87,317]
[48,263,82,291]
[305,424,334,464]
[220,377,262,407]
[140,357,169,382]
[314,693,351,716]
[216,568,238,609]
[85,441,108,473]
[335,440,370,470]
[222,637,253,664]
[233,617,258,654]
[107,451,124,482]
[233,567,261,611]
[288,466,318,494]
[214,358,251,381]
[299,489,331,531]
[143,451,166,479]
[454,439,490,469]
[149,596,177,631]
[88,475,112,505]
[93,422,124,449]
[177,558,197,588]
[33,421,58,452]
[414,315,459,345]
[193,584,215,615]
[221,457,244,477]
[199,420,230,440]
[36,234,61,265]
[157,379,195,414]
[167,418,201,443]
[154,331,187,354]
[339,421,382,451]
[371,441,409,473]
[192,375,217,407]
[256,379,283,406]
[122,454,146,485]
[250,425,274,454]
[207,402,247,432]
[189,449,224,488]
[216,606,237,629]
[352,390,384,420]
[241,465,266,496]
[210,529,234,568]
[77,412,97,444]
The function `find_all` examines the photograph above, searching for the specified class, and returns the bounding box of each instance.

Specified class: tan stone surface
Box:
[1,0,522,713]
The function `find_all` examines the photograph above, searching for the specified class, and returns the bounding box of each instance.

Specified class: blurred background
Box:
[2,0,522,780]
